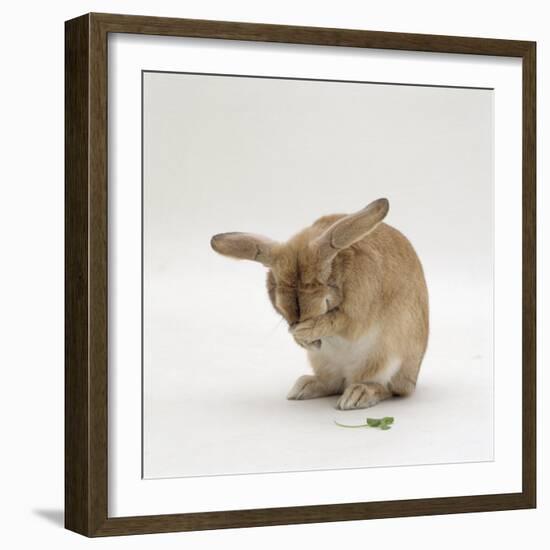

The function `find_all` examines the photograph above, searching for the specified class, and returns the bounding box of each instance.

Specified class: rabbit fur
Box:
[210,198,429,410]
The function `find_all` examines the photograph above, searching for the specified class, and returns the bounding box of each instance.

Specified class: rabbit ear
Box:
[315,198,389,262]
[210,232,277,266]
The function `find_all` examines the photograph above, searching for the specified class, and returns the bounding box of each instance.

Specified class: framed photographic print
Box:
[65,13,536,537]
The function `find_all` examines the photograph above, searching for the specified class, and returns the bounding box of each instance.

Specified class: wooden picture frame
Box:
[65,12,536,537]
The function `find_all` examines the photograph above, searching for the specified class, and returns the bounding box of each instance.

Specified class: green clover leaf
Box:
[334,416,395,430]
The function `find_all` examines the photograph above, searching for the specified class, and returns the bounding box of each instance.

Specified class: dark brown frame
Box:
[65,12,536,537]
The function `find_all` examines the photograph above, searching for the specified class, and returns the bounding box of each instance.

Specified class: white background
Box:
[0,1,546,549]
[141,71,495,479]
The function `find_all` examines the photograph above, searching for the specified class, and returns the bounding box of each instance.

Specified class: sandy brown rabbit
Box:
[210,198,429,410]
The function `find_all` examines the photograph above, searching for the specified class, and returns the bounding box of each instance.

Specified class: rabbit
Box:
[210,198,429,410]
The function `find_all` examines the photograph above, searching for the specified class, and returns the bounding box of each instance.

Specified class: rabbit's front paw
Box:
[291,319,322,349]
[287,375,330,400]
[337,383,380,410]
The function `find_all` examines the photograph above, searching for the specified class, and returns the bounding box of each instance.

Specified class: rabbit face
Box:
[265,254,342,326]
